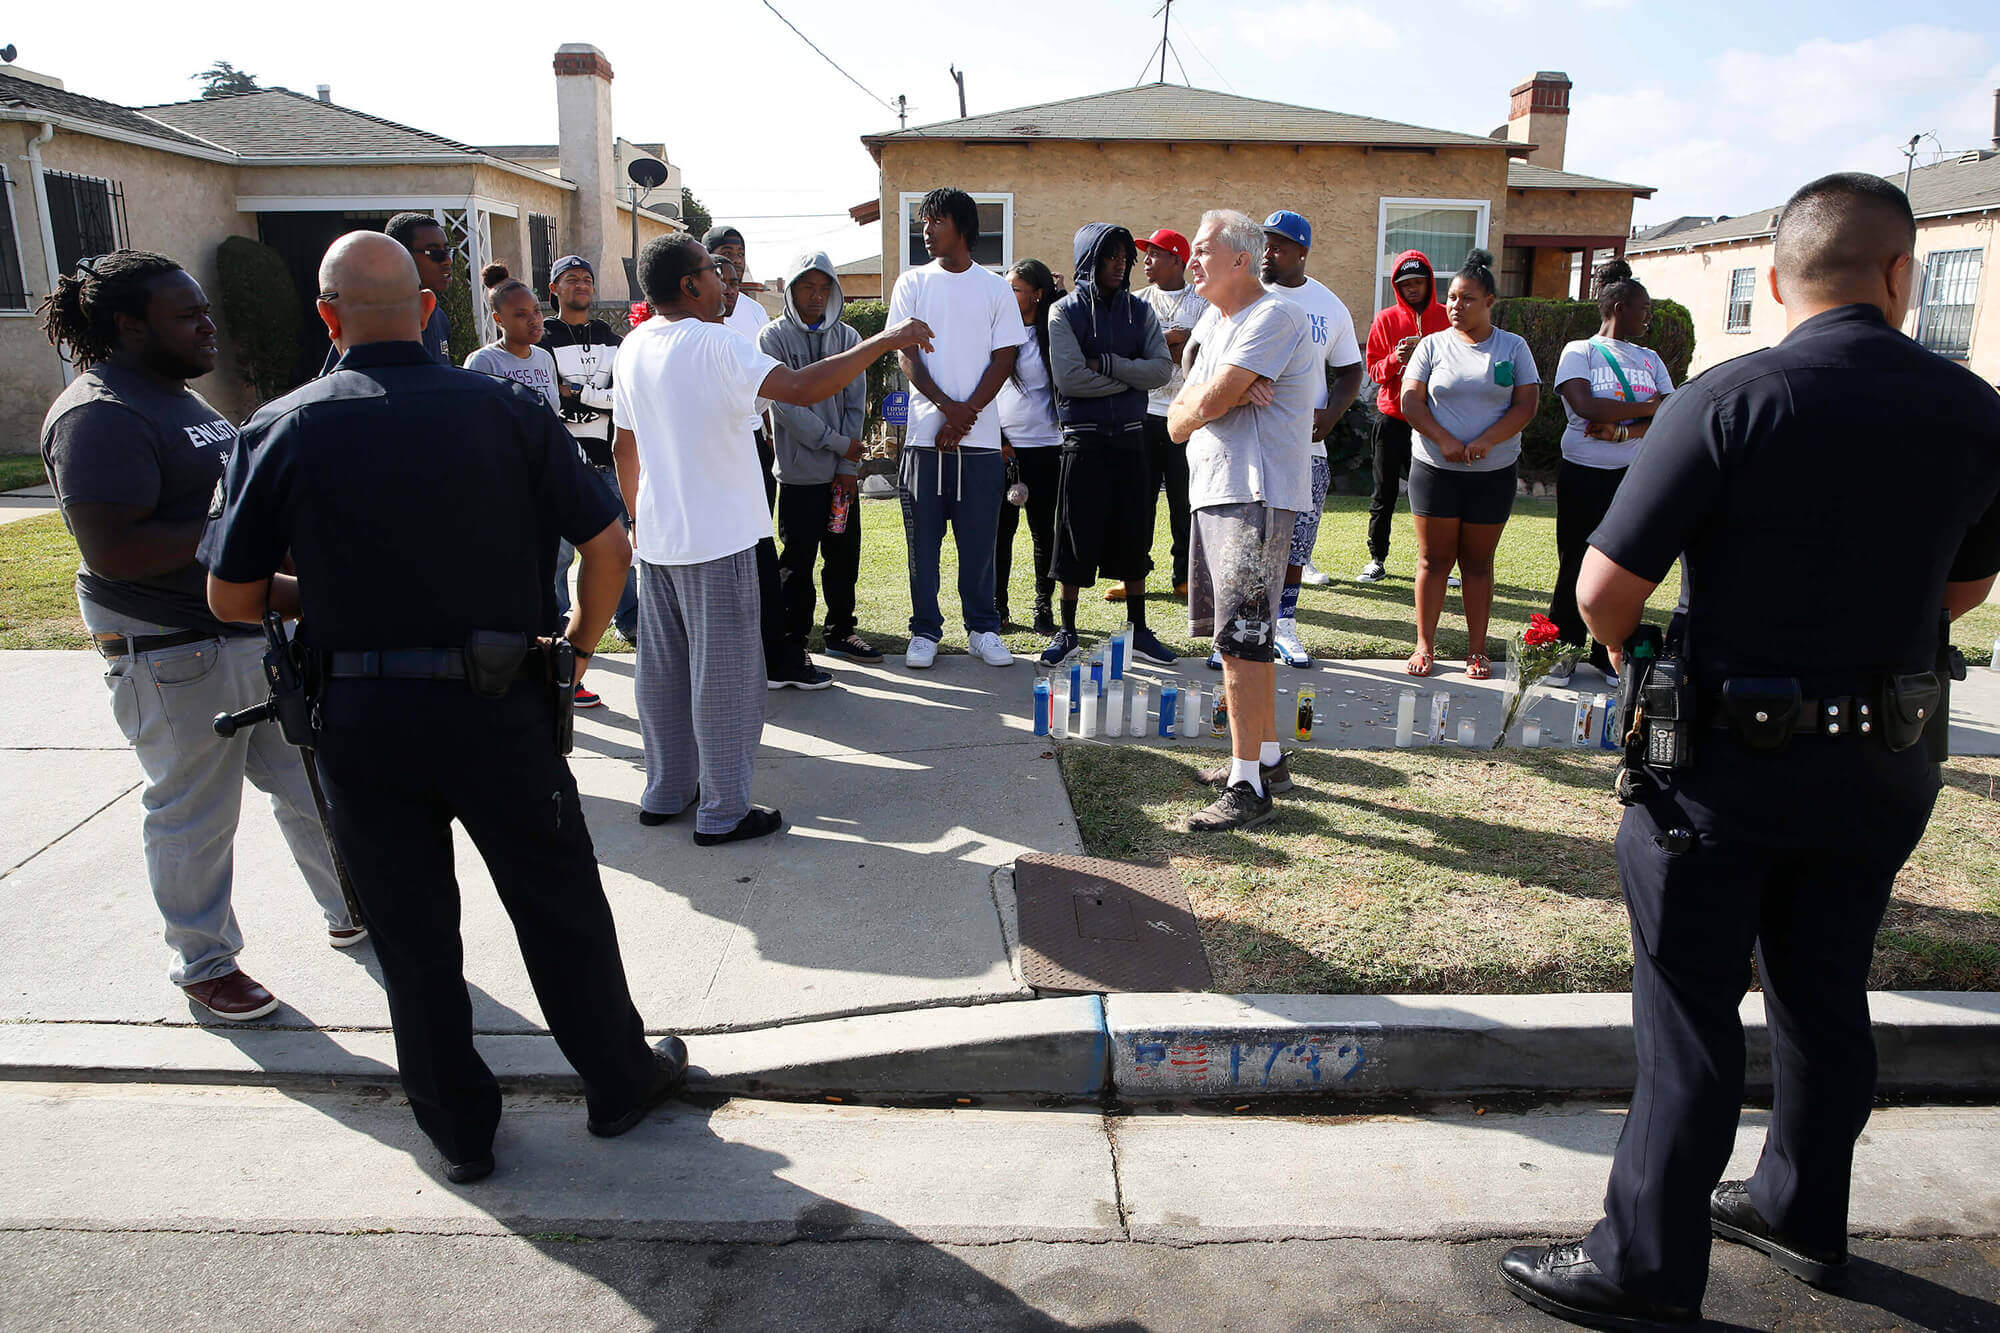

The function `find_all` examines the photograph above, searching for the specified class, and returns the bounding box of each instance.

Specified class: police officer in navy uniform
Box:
[1499,173,2000,1326]
[203,232,684,1185]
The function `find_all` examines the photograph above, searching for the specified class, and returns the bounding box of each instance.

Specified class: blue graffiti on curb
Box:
[1124,1035,1369,1088]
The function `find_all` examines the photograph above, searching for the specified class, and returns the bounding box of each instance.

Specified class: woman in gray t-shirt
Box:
[1397,250,1540,678]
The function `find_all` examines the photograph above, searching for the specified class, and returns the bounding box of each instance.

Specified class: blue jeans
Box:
[554,464,639,640]
[898,446,1004,642]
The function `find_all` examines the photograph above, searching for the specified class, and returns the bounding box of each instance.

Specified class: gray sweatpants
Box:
[634,551,766,835]
[85,604,354,986]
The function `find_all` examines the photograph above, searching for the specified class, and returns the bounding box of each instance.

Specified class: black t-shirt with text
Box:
[1591,304,2000,686]
[39,364,251,635]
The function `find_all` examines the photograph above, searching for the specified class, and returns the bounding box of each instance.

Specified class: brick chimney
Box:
[1507,71,1571,171]
[555,43,619,277]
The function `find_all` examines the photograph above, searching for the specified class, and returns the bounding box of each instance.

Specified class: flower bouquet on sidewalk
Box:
[1493,614,1581,749]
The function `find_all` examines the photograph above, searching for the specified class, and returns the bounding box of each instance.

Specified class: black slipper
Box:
[638,787,698,826]
[693,807,784,846]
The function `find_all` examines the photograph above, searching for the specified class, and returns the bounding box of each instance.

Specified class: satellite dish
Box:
[1,45,18,63]
[626,155,670,190]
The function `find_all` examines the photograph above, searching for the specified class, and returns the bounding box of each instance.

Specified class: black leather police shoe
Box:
[587,1036,690,1138]
[1498,1242,1697,1329]
[1710,1180,1847,1288]
[441,1153,494,1185]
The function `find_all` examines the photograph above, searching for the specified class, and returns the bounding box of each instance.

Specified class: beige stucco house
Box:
[1627,146,2000,383]
[0,43,677,453]
[852,75,1650,327]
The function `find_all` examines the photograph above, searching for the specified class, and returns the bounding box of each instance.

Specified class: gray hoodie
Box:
[758,251,866,486]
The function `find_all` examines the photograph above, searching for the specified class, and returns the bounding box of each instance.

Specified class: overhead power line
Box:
[1173,14,1236,93]
[761,1,896,113]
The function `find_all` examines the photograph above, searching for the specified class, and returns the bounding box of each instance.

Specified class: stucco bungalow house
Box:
[849,73,1650,325]
[1627,135,2000,384]
[0,43,676,451]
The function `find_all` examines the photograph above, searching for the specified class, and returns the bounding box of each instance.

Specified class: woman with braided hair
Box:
[38,250,361,1021]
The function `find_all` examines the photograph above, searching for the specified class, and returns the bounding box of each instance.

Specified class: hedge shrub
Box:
[438,271,479,367]
[842,298,896,434]
[214,235,300,403]
[1492,296,1695,481]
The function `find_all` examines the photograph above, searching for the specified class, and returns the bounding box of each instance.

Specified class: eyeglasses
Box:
[317,290,339,302]
[412,246,452,263]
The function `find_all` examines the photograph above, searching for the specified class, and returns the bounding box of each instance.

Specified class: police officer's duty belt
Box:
[1702,672,1939,751]
[327,649,542,683]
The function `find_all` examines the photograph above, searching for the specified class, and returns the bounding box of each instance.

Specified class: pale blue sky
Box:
[11,1,2000,272]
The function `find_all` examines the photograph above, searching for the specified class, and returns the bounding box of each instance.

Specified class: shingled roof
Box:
[862,84,1526,159]
[0,72,217,151]
[139,88,485,158]
[1508,161,1653,197]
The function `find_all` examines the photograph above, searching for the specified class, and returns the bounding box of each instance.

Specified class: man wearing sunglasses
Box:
[319,212,455,372]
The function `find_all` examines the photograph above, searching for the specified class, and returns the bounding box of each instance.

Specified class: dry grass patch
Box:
[1059,745,2000,994]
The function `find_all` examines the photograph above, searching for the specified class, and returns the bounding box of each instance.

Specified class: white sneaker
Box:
[1300,559,1333,586]
[969,630,1014,667]
[905,636,938,669]
[1356,560,1386,584]
[1275,620,1312,668]
[1447,575,1462,589]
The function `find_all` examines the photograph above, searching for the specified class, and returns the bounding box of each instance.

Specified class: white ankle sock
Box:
[1229,756,1264,795]
[1259,741,1282,766]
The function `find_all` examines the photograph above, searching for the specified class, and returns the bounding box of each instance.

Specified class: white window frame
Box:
[1374,196,1490,315]
[1726,267,1756,331]
[0,164,30,315]
[898,191,1014,274]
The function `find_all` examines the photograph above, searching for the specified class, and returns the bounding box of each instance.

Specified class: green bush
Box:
[438,271,479,366]
[213,235,300,403]
[842,298,898,436]
[1492,296,1695,481]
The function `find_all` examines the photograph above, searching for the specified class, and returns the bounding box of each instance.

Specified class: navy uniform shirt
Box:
[1591,304,2000,687]
[319,303,452,377]
[200,340,619,651]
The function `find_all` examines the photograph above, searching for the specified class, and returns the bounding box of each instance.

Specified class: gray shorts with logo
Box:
[1187,502,1296,664]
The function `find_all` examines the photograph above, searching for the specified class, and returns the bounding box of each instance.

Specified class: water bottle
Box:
[1032,677,1050,737]
[1158,681,1179,737]
[827,484,850,535]
[1295,687,1316,743]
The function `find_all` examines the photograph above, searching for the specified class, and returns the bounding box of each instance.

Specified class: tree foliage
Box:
[437,269,479,367]
[195,61,259,99]
[213,235,299,402]
[680,188,713,240]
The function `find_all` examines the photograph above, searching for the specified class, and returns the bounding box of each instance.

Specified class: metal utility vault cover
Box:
[1013,854,1213,994]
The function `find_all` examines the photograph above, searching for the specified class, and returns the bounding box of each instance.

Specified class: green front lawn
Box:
[0,455,49,493]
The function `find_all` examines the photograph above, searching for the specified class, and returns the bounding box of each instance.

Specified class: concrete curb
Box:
[3,990,1994,1099]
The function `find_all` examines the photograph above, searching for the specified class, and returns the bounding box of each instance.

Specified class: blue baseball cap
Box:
[1261,210,1312,251]
[549,254,593,283]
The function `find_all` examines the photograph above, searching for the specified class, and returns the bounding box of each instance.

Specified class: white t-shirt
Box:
[462,343,561,416]
[995,334,1063,449]
[612,317,781,566]
[1263,277,1361,460]
[1137,282,1210,418]
[723,295,769,342]
[886,260,1026,450]
[1554,337,1675,469]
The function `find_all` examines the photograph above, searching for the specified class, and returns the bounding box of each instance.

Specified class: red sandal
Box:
[1466,653,1492,680]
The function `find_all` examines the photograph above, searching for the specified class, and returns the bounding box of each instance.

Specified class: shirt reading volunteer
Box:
[39,364,250,637]
[887,259,1026,450]
[1184,293,1319,514]
[1404,326,1540,473]
[613,317,781,566]
[200,341,617,649]
[463,343,562,415]
[1554,337,1674,469]
[1590,303,2000,685]
[1138,282,1211,418]
[1263,276,1361,460]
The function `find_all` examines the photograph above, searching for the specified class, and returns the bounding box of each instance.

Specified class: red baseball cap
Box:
[1134,228,1190,265]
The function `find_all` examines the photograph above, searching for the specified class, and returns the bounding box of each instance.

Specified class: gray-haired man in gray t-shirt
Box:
[1167,209,1320,832]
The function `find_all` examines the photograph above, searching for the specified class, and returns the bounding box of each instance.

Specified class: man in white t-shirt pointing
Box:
[887,188,1026,669]
[1260,211,1364,667]
[613,234,932,845]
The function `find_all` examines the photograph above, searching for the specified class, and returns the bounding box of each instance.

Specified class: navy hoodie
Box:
[1047,224,1171,437]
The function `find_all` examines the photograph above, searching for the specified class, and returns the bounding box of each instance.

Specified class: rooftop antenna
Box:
[950,65,966,118]
[1902,133,1921,194]
[1135,0,1189,87]
[1158,0,1172,83]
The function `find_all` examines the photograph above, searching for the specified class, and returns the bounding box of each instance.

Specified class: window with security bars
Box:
[44,171,126,278]
[1725,267,1755,331]
[1378,201,1483,310]
[0,167,27,310]
[529,214,557,297]
[1915,248,1982,360]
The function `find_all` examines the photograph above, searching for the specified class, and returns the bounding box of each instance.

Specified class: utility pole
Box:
[1902,134,1921,194]
[950,65,966,118]
[896,94,907,129]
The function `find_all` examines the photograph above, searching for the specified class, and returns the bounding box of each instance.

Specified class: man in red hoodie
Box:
[1359,251,1451,583]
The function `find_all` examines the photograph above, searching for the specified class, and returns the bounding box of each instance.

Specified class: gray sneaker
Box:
[1356,559,1387,584]
[1196,753,1294,794]
[1185,780,1276,833]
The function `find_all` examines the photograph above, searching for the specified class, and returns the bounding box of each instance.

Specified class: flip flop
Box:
[1466,654,1492,680]
[1405,649,1434,677]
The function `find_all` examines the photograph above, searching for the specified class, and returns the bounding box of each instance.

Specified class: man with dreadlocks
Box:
[37,250,363,1022]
